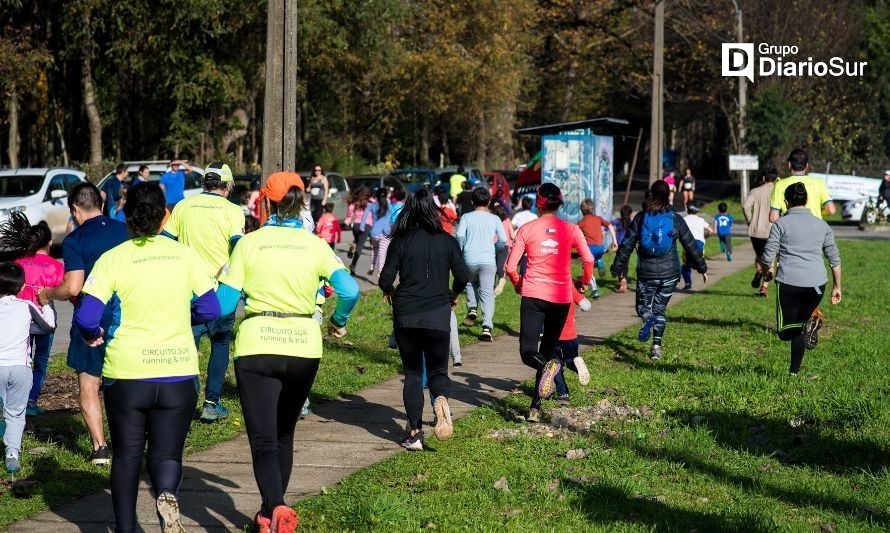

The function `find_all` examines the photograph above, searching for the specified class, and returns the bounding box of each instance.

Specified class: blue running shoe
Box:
[638,315,657,342]
[199,401,229,422]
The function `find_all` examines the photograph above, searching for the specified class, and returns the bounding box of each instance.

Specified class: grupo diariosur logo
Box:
[722,43,867,83]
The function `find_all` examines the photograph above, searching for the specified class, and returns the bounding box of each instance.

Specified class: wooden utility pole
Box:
[648,0,665,185]
[262,0,298,184]
[732,0,749,201]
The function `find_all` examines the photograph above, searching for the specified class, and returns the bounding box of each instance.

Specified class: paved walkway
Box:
[12,245,755,532]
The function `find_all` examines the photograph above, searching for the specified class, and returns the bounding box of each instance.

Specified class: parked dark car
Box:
[390,169,438,192]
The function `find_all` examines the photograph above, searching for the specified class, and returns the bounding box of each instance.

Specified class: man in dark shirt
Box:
[878,170,890,212]
[130,164,150,189]
[42,182,129,465]
[101,163,128,216]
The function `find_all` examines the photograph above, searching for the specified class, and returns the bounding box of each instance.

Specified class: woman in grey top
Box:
[761,182,842,374]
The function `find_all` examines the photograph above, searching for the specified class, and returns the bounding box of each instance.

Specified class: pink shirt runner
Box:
[15,253,64,306]
[506,215,594,304]
[316,213,342,244]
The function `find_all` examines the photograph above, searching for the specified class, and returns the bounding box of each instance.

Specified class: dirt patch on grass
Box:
[487,399,654,440]
[33,371,81,412]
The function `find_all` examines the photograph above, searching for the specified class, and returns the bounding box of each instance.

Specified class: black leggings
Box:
[395,328,451,430]
[310,199,324,222]
[776,282,824,374]
[350,224,369,269]
[235,355,319,516]
[519,297,570,408]
[495,246,508,279]
[104,378,198,533]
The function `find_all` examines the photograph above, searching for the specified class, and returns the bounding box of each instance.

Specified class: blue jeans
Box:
[192,312,236,403]
[681,240,705,286]
[28,334,53,405]
[554,339,579,397]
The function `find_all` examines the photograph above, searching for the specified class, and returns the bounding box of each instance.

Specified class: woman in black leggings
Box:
[504,184,594,421]
[74,183,222,533]
[761,182,842,374]
[217,186,360,533]
[379,188,469,451]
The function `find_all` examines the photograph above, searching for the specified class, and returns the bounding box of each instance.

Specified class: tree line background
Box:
[2,0,890,180]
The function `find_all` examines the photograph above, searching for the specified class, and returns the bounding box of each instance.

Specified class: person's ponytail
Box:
[0,212,52,258]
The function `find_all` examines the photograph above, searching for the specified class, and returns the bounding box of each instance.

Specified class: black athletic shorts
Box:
[750,237,768,259]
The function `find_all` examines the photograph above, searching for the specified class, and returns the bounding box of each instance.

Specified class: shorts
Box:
[66,322,105,377]
[750,237,768,259]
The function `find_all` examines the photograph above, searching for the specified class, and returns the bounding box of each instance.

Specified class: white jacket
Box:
[0,296,56,367]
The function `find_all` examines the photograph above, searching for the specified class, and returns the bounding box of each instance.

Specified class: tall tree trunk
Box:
[7,90,19,168]
[82,53,102,166]
[420,113,430,165]
[440,127,449,166]
[476,111,487,169]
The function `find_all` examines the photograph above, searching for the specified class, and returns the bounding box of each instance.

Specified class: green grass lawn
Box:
[296,240,889,532]
[0,282,532,527]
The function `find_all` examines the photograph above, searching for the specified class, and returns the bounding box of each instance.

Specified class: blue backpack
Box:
[639,211,675,256]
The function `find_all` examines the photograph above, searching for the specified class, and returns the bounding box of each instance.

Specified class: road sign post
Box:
[729,154,758,202]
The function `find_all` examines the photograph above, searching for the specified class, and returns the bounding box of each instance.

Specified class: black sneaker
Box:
[463,308,477,326]
[400,431,424,451]
[90,445,111,466]
[804,315,822,350]
[751,272,763,288]
[481,326,493,342]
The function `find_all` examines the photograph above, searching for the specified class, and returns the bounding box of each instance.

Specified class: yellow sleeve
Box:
[218,236,247,291]
[185,246,215,295]
[317,238,348,280]
[81,253,116,303]
[769,181,785,212]
[819,182,833,205]
[229,205,245,239]
[163,205,181,237]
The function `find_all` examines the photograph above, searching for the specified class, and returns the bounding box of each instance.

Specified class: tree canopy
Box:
[1,0,888,179]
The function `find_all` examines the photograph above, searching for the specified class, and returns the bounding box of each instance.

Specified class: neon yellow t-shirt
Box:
[449,173,466,198]
[770,175,832,218]
[218,225,346,358]
[163,192,245,278]
[82,237,215,379]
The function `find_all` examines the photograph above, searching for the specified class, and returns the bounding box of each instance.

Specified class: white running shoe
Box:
[494,277,507,296]
[574,356,590,385]
[433,397,454,441]
[156,492,185,533]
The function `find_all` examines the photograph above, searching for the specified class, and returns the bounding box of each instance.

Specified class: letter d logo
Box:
[722,43,755,83]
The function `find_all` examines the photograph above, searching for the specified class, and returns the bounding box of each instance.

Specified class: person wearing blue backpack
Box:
[611,180,708,360]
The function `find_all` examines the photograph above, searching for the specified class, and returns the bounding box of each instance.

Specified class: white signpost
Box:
[729,155,758,201]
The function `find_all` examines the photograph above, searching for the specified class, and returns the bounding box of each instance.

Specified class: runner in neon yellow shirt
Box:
[162,162,244,422]
[769,149,835,222]
[74,183,221,533]
[449,167,467,199]
[215,183,359,533]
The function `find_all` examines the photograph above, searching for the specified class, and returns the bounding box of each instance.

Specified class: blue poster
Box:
[541,132,613,223]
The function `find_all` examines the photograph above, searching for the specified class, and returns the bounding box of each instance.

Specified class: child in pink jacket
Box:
[315,202,342,249]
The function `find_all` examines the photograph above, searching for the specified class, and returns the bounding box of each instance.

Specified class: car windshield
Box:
[0,174,43,197]
[395,172,431,185]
